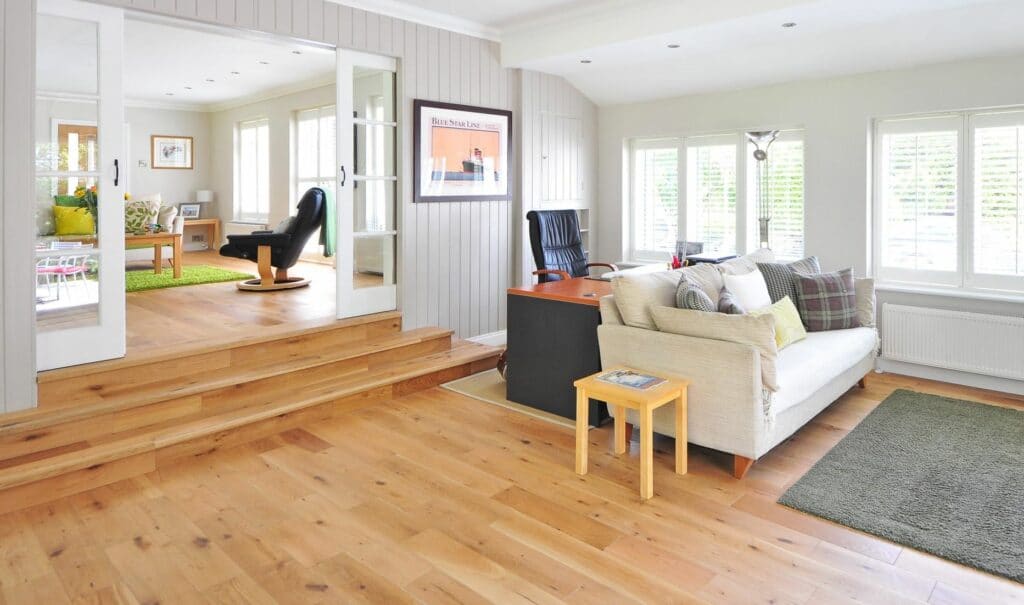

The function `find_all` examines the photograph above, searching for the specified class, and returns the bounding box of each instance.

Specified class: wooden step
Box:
[0,339,500,513]
[36,311,403,410]
[1,326,454,461]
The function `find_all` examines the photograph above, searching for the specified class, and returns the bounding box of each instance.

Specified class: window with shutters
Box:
[236,118,270,222]
[629,131,804,261]
[874,110,1024,293]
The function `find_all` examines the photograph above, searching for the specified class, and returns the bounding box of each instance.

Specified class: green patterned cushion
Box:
[125,200,160,232]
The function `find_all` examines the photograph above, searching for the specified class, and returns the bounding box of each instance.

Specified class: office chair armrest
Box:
[586,262,619,272]
[533,269,572,281]
[226,232,292,247]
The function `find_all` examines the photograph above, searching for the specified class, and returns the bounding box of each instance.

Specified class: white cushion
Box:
[717,248,775,275]
[722,270,772,311]
[611,270,684,330]
[773,327,879,414]
[855,278,875,327]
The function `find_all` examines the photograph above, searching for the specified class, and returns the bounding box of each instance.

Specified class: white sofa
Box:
[597,250,878,478]
[125,195,185,266]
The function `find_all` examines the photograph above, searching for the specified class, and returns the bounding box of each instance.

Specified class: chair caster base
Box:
[236,277,311,292]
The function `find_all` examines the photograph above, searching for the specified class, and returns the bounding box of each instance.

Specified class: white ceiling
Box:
[123,19,335,111]
[354,0,1024,105]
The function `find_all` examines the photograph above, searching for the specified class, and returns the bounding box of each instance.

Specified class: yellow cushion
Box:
[750,296,807,349]
[53,206,95,236]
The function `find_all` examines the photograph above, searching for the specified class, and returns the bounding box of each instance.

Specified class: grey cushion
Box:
[756,256,821,305]
[718,288,746,315]
[675,274,716,312]
[795,268,860,332]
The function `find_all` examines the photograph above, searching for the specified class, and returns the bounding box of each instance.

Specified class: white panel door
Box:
[336,50,399,319]
[35,0,125,370]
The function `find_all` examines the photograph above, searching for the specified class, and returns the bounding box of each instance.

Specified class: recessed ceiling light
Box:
[205,78,215,82]
[580,59,592,64]
[183,86,192,90]
[165,92,174,96]
[231,71,240,75]
[258,60,270,65]
[781,22,797,28]
[667,43,680,49]
[291,50,302,55]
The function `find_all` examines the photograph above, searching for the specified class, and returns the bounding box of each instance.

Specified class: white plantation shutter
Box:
[765,137,804,260]
[686,137,737,254]
[633,142,679,257]
[876,116,960,285]
[971,111,1024,290]
[296,105,337,199]
[237,118,270,222]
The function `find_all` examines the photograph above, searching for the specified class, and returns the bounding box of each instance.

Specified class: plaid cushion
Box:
[675,274,716,312]
[795,268,860,331]
[756,256,820,304]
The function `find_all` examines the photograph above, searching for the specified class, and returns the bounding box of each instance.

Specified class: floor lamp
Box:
[747,130,779,250]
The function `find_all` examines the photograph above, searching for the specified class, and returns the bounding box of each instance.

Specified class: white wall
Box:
[210,83,335,229]
[126,106,211,206]
[597,52,1024,392]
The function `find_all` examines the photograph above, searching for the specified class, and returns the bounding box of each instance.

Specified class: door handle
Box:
[114,159,120,187]
[339,165,347,187]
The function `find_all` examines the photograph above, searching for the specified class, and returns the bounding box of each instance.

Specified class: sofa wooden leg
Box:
[733,455,755,479]
[858,376,867,388]
[624,423,634,444]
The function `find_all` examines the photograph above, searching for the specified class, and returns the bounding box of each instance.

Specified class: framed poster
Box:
[414,100,512,202]
[151,135,194,170]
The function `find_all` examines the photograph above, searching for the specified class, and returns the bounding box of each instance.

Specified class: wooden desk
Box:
[125,233,182,278]
[574,368,688,500]
[506,278,614,424]
[184,218,221,250]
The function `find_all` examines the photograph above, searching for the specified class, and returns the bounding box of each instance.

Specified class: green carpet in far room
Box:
[125,265,253,293]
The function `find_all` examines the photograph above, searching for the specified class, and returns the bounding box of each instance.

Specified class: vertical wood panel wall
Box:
[0,0,598,409]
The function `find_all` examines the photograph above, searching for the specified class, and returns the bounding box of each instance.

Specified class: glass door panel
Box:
[337,51,399,318]
[35,0,125,371]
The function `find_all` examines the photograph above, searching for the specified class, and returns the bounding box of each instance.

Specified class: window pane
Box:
[634,146,678,254]
[765,139,804,260]
[237,119,269,221]
[974,125,1023,276]
[296,110,318,179]
[686,144,736,254]
[880,129,958,271]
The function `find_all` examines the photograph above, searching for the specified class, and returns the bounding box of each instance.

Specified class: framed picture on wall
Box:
[151,135,194,170]
[413,100,512,202]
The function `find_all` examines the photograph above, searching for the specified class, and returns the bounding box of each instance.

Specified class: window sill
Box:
[874,283,1024,304]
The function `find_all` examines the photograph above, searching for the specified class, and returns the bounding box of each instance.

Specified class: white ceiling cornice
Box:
[328,0,501,42]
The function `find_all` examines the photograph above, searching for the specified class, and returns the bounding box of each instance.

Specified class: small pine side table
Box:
[573,367,689,500]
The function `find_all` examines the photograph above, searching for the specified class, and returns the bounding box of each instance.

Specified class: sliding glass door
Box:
[335,50,399,318]
[35,0,125,370]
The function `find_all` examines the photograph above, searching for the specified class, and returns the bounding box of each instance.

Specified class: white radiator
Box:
[225,221,267,238]
[882,304,1024,381]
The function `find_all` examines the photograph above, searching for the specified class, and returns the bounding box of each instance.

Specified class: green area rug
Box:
[125,265,253,293]
[779,389,1024,583]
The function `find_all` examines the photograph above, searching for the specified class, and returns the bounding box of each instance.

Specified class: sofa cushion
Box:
[795,268,860,331]
[757,256,821,304]
[750,296,806,349]
[722,270,771,311]
[718,287,746,315]
[611,270,684,329]
[675,274,716,312]
[855,278,876,327]
[717,248,775,275]
[53,206,95,236]
[680,262,724,305]
[651,305,779,391]
[125,199,161,232]
[773,327,878,414]
[158,205,179,230]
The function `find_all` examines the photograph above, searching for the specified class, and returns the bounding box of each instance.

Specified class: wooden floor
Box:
[1,372,1021,604]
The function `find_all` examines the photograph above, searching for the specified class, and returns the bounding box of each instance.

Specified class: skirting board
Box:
[469,330,506,348]
[878,358,1024,397]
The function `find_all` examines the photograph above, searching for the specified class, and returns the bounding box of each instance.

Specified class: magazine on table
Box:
[597,369,666,390]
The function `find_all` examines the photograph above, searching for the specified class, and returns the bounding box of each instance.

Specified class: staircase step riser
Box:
[36,317,401,408]
[1,334,454,463]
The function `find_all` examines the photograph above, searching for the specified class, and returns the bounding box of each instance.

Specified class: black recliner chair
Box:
[526,210,617,282]
[220,187,326,291]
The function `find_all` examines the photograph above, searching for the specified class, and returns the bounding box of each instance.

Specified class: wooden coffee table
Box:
[573,367,689,500]
[125,232,182,278]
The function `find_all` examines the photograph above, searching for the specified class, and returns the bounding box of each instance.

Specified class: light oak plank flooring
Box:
[1,373,1021,604]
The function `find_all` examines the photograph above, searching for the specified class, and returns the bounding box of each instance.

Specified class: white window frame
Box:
[235,117,270,223]
[873,109,1024,294]
[628,129,807,263]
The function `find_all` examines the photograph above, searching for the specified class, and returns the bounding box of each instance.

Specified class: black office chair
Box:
[219,187,326,291]
[526,210,617,282]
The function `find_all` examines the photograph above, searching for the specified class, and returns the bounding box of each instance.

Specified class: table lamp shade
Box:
[195,190,214,203]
